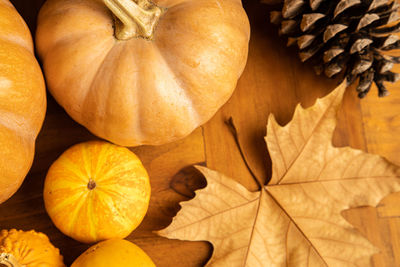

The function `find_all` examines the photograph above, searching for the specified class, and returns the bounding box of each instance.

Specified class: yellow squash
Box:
[71,239,155,267]
[0,229,64,267]
[43,141,151,243]
[0,0,46,204]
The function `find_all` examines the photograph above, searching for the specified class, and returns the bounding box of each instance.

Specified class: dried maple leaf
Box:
[157,82,400,267]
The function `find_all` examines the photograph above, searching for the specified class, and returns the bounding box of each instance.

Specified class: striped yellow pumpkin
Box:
[43,141,151,243]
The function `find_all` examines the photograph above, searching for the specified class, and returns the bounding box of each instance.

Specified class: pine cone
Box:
[264,0,400,98]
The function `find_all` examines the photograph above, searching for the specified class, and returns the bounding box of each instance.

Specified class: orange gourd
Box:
[71,239,155,267]
[43,141,151,243]
[0,229,65,267]
[36,0,250,146]
[0,0,46,204]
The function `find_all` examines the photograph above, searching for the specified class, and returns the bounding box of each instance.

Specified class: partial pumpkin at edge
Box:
[0,0,46,204]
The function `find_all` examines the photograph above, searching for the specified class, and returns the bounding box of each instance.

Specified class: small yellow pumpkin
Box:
[43,141,151,243]
[0,229,64,267]
[71,239,155,267]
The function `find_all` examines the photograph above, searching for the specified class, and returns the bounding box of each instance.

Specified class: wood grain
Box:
[1,0,399,266]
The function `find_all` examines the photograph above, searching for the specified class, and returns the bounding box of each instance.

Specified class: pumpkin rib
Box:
[137,43,201,138]
[154,43,200,120]
[37,0,111,37]
[0,35,32,52]
[93,142,112,179]
[0,1,33,44]
[124,39,152,145]
[155,31,232,109]
[94,162,139,184]
[153,0,250,110]
[46,189,85,214]
[49,180,87,193]
[87,191,98,241]
[42,0,112,37]
[0,110,36,140]
[97,170,147,185]
[0,126,35,204]
[66,192,90,236]
[0,41,46,136]
[43,35,114,119]
[40,31,112,59]
[83,41,146,143]
[52,160,88,184]
[82,190,134,239]
[36,15,115,59]
[95,186,142,204]
[100,192,135,227]
[81,142,93,179]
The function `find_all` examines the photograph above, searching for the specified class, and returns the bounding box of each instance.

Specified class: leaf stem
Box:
[225,117,264,189]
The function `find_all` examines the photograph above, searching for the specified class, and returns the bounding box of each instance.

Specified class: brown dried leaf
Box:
[158,82,400,266]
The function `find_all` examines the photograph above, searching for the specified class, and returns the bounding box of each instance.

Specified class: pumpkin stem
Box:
[103,0,164,40]
[0,253,23,267]
[87,179,97,190]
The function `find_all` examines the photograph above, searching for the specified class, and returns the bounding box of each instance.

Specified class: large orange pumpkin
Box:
[0,0,46,204]
[0,229,65,267]
[36,0,250,146]
[43,141,151,244]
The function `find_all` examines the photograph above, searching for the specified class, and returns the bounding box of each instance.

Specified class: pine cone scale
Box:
[266,0,400,97]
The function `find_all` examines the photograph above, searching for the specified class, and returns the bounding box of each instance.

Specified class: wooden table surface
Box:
[2,0,400,266]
